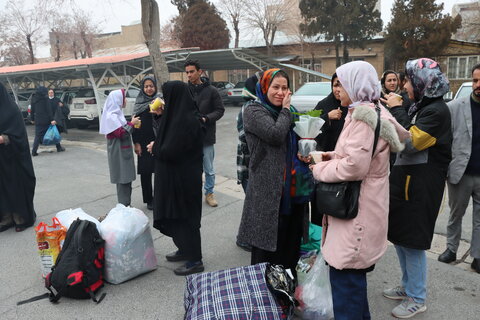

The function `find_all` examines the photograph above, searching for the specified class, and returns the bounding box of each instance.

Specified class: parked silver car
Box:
[291,82,332,112]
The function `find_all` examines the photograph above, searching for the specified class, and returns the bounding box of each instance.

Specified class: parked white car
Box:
[226,81,246,106]
[69,86,140,128]
[454,82,472,100]
[291,82,331,113]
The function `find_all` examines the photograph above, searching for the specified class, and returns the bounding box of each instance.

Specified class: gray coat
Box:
[107,124,136,184]
[447,96,472,184]
[237,103,292,252]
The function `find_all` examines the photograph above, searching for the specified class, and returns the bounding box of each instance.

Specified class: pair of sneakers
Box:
[383,286,427,319]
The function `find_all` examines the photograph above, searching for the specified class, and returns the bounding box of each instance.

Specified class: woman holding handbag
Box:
[310,61,409,319]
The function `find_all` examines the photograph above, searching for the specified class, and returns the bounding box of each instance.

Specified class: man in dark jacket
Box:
[185,60,225,207]
[31,87,64,156]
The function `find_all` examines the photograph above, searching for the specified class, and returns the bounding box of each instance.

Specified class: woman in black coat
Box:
[314,73,348,152]
[381,58,452,318]
[148,81,205,276]
[132,76,161,210]
[0,82,36,232]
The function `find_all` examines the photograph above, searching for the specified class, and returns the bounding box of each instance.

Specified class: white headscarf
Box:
[99,89,126,135]
[336,61,380,107]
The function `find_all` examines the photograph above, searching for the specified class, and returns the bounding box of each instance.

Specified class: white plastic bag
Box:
[99,204,158,284]
[300,254,334,320]
[293,115,325,156]
[55,208,101,230]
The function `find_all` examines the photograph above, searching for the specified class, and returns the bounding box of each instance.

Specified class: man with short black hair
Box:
[184,60,225,207]
[439,63,480,273]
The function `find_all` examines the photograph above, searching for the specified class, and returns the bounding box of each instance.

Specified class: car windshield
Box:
[234,82,245,89]
[76,89,95,98]
[295,83,331,96]
[456,85,472,99]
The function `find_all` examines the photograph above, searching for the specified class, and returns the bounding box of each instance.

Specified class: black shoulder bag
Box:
[314,106,381,220]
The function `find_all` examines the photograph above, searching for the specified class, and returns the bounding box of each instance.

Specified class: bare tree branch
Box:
[244,0,295,56]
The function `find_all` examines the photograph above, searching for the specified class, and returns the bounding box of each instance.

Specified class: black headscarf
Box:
[0,83,25,139]
[314,72,342,113]
[134,76,161,115]
[314,73,348,151]
[152,81,204,162]
[0,82,36,225]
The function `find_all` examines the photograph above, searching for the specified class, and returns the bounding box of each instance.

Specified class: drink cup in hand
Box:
[309,151,324,164]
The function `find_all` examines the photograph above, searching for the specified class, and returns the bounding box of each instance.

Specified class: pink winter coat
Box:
[312,103,410,270]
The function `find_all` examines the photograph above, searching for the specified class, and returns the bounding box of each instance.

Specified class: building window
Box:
[468,56,478,73]
[448,56,480,79]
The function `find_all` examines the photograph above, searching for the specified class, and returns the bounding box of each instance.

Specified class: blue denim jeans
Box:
[203,144,215,195]
[394,245,427,304]
[329,267,371,320]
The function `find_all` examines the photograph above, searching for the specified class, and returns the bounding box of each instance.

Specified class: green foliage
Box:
[292,109,323,120]
[385,0,461,67]
[299,0,382,65]
[170,0,205,15]
[178,1,230,50]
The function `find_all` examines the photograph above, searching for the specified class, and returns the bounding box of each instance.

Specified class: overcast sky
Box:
[0,0,471,57]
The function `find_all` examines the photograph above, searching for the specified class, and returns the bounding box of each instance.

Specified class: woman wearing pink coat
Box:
[311,61,410,319]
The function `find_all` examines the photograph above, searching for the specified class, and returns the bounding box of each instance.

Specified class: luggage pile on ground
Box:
[18,205,157,305]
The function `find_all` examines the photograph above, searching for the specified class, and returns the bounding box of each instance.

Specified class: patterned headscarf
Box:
[255,68,290,104]
[405,58,449,115]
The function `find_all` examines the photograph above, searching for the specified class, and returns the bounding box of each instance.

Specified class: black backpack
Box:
[18,219,106,305]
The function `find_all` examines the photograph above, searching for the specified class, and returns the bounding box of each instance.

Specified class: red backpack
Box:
[18,219,106,305]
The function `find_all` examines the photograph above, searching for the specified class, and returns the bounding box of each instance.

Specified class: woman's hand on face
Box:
[297,152,311,164]
[282,90,292,109]
[146,141,154,154]
[134,143,142,156]
[131,116,141,126]
[380,93,403,108]
[328,108,342,120]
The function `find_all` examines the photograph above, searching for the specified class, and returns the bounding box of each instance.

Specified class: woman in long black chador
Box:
[150,81,205,276]
[0,82,36,232]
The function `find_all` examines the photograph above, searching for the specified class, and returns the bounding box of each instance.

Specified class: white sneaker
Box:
[383,286,407,300]
[392,297,427,319]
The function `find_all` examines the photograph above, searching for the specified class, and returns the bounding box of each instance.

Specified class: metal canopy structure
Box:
[0,47,330,108]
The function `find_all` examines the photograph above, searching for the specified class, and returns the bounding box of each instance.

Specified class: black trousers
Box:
[140,173,153,204]
[32,124,62,153]
[251,203,305,272]
[161,218,202,263]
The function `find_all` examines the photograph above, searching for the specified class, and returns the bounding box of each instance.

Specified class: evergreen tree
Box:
[300,0,382,67]
[385,0,461,69]
[179,1,230,50]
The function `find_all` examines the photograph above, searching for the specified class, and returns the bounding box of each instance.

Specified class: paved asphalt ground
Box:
[1,106,479,319]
